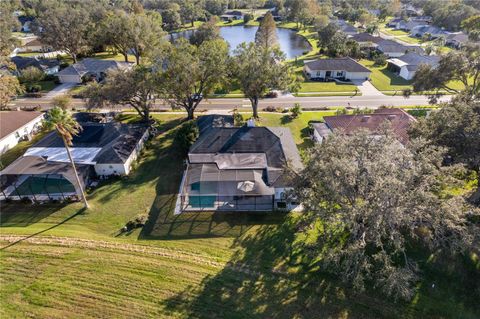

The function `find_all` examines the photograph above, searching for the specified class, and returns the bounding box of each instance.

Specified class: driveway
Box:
[352,80,384,96]
[44,83,77,98]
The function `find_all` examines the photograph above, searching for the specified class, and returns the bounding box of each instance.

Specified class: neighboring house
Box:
[312,108,416,145]
[335,19,358,35]
[349,32,383,49]
[386,52,440,80]
[403,4,423,17]
[17,38,50,53]
[11,56,60,75]
[386,17,403,28]
[303,57,371,81]
[376,39,424,57]
[444,32,470,48]
[220,10,243,21]
[16,16,34,32]
[0,111,44,155]
[178,115,303,212]
[56,58,132,84]
[410,25,445,39]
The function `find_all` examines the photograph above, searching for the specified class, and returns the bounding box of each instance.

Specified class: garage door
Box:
[58,75,81,84]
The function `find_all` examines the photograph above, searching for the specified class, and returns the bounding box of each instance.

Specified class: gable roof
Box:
[197,114,234,135]
[0,111,43,140]
[304,57,371,73]
[321,108,416,144]
[57,58,131,77]
[377,39,424,54]
[11,56,59,71]
[349,33,383,43]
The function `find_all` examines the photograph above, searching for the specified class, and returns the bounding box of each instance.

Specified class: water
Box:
[170,26,311,59]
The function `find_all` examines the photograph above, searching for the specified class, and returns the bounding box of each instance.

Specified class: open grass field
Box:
[1,113,478,319]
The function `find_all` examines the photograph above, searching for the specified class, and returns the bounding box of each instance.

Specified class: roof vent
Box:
[361,116,371,122]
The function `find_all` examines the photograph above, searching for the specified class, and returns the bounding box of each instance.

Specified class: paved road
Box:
[10,94,449,111]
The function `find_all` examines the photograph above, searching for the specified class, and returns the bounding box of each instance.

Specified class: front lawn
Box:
[360,59,413,92]
[298,80,358,93]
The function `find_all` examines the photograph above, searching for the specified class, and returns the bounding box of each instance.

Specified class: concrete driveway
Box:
[44,83,77,98]
[352,80,384,96]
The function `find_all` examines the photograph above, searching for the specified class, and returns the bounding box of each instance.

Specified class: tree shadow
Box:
[0,203,69,227]
[0,207,86,250]
[161,216,402,319]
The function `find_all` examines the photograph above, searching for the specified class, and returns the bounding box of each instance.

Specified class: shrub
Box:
[290,103,302,118]
[26,84,41,93]
[336,107,347,115]
[233,110,244,126]
[265,91,278,98]
[244,13,253,23]
[24,92,43,98]
[263,106,277,112]
[122,214,148,232]
[374,53,387,66]
[175,120,199,153]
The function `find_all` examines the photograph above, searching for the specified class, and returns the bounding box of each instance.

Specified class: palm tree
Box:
[44,107,89,208]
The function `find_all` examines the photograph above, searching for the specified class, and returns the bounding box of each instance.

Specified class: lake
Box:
[170,26,311,59]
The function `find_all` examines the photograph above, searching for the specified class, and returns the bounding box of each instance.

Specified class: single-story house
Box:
[376,39,424,57]
[16,16,34,33]
[303,57,371,81]
[0,118,149,202]
[11,56,60,75]
[386,52,440,80]
[444,32,470,48]
[335,19,358,35]
[178,115,303,212]
[56,58,132,84]
[349,32,383,49]
[312,108,416,145]
[387,17,403,28]
[17,38,50,53]
[410,25,445,39]
[220,10,243,21]
[0,111,44,155]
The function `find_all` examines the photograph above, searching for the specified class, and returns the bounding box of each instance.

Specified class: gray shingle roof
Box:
[304,57,371,73]
[11,56,59,71]
[57,58,131,77]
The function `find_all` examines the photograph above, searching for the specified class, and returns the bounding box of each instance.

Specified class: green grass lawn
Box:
[298,80,358,93]
[0,130,50,170]
[360,59,413,92]
[1,113,478,318]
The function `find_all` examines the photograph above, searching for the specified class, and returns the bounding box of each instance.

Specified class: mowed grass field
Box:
[1,113,479,319]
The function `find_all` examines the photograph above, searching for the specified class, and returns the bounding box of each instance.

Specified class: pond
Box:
[170,26,311,59]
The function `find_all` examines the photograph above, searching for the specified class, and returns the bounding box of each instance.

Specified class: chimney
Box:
[247,118,255,127]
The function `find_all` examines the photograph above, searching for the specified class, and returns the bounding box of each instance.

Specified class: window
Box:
[336,71,344,77]
[276,202,287,209]
[15,132,20,139]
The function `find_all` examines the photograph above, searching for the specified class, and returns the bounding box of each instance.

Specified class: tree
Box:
[189,16,220,46]
[0,75,24,110]
[83,66,157,122]
[44,107,89,209]
[231,43,298,118]
[255,12,278,49]
[180,0,205,27]
[358,11,375,28]
[317,22,338,49]
[462,15,480,41]
[295,129,477,300]
[287,0,320,29]
[409,45,480,102]
[409,99,480,180]
[161,3,182,31]
[99,11,133,62]
[19,66,45,85]
[129,11,166,65]
[0,1,20,57]
[156,39,229,120]
[34,2,93,63]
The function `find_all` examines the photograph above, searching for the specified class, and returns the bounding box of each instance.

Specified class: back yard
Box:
[1,112,478,319]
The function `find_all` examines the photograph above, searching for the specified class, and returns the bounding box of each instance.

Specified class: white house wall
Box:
[399,67,414,80]
[345,71,371,80]
[0,115,44,154]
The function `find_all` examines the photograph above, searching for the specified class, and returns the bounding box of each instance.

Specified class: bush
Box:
[265,91,278,98]
[290,103,302,118]
[24,92,43,98]
[244,13,253,23]
[233,110,244,126]
[373,53,387,66]
[336,107,347,115]
[263,106,277,112]
[44,74,58,81]
[175,120,199,153]
[122,214,148,232]
[26,84,41,93]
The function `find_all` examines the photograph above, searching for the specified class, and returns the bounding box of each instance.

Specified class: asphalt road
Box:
[10,94,449,111]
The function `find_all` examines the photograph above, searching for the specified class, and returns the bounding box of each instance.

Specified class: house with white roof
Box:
[386,52,440,80]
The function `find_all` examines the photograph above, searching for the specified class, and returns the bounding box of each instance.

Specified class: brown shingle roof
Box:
[323,109,416,144]
[0,111,43,140]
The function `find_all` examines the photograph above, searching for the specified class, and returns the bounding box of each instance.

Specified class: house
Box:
[335,19,358,35]
[178,115,303,212]
[16,16,34,32]
[220,10,243,21]
[376,39,424,57]
[410,25,445,39]
[0,118,149,202]
[402,4,423,17]
[444,32,470,48]
[11,56,60,75]
[386,52,440,80]
[387,17,403,28]
[0,111,44,154]
[17,38,50,53]
[56,58,132,84]
[312,108,416,145]
[303,58,371,81]
[349,33,383,49]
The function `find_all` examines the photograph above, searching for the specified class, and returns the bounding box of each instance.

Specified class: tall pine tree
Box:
[255,12,278,49]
